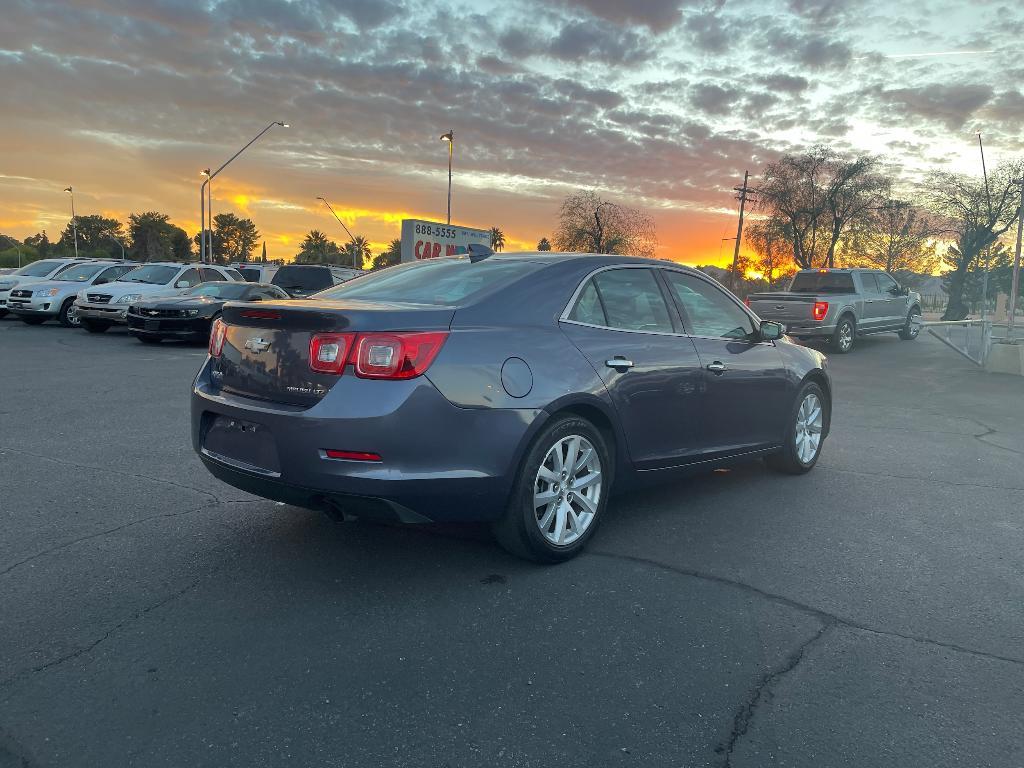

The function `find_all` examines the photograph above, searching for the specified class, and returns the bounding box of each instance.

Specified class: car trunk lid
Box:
[214,300,455,406]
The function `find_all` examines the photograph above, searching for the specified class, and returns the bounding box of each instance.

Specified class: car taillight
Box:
[353,331,448,379]
[209,318,227,357]
[309,332,355,374]
[813,301,829,321]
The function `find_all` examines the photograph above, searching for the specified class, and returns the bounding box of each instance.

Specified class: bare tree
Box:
[553,189,657,258]
[927,161,1024,320]
[844,199,939,274]
[822,156,887,268]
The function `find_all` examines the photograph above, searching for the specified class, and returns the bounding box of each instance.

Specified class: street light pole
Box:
[440,131,453,225]
[64,186,78,258]
[200,169,210,264]
[977,132,993,320]
[1009,177,1024,335]
[316,197,357,268]
[104,232,125,261]
[198,121,288,263]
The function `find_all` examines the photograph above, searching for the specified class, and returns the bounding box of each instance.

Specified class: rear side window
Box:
[590,269,673,333]
[95,265,132,284]
[790,272,855,293]
[317,258,541,306]
[224,269,245,281]
[273,266,333,292]
[663,271,753,339]
[568,281,606,326]
[199,268,221,283]
[239,268,261,282]
[179,268,201,287]
[859,273,880,293]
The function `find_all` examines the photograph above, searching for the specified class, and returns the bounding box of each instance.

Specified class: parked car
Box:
[746,268,922,353]
[0,258,94,318]
[74,263,243,333]
[193,253,831,562]
[127,281,289,344]
[7,261,138,327]
[232,263,279,283]
[271,264,362,298]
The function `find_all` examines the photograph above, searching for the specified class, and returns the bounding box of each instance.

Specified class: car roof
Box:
[424,251,706,274]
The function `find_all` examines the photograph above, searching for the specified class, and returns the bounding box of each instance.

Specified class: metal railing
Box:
[924,320,992,366]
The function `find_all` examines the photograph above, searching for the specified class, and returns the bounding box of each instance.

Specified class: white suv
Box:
[74,263,242,332]
[0,258,93,317]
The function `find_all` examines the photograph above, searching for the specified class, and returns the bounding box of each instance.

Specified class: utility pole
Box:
[1009,177,1023,336]
[64,187,78,258]
[730,171,754,292]
[440,131,453,225]
[977,132,993,321]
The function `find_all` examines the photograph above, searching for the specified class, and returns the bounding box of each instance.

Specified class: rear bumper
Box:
[190,360,541,523]
[75,300,128,323]
[784,323,836,338]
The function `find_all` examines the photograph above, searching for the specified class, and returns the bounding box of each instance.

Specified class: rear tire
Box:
[492,415,611,563]
[58,298,80,328]
[82,319,111,333]
[899,307,921,340]
[831,315,855,353]
[20,316,46,325]
[767,381,828,474]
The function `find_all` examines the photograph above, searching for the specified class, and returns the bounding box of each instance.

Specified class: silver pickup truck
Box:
[746,268,922,353]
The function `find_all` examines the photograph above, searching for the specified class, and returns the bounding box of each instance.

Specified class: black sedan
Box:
[128,281,289,344]
[192,253,832,562]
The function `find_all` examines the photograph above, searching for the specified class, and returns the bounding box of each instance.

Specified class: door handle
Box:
[706,361,727,374]
[606,357,634,371]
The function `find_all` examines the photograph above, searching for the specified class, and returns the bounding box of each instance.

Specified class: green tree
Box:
[343,235,371,269]
[295,230,342,264]
[260,242,268,263]
[490,227,506,251]
[210,213,259,263]
[372,239,402,270]
[24,231,52,258]
[0,234,19,251]
[536,237,551,251]
[129,212,188,262]
[57,214,123,258]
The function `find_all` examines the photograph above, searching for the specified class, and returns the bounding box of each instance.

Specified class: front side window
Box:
[664,271,754,339]
[590,269,674,333]
[52,264,104,282]
[875,273,898,294]
[178,268,201,287]
[96,266,134,284]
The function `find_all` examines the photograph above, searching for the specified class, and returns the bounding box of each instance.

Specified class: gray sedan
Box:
[192,253,831,562]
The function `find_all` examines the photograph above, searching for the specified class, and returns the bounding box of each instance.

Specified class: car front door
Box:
[873,272,905,328]
[660,269,790,457]
[559,267,706,469]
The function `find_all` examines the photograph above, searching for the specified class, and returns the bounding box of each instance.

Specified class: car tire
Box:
[58,298,80,328]
[766,381,828,475]
[137,334,162,344]
[492,415,611,563]
[830,315,855,353]
[899,307,921,340]
[82,319,111,333]
[20,316,46,325]
[0,309,8,319]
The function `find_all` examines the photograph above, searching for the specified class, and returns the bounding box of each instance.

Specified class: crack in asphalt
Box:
[0,445,224,505]
[586,551,1024,667]
[715,622,834,768]
[0,499,265,577]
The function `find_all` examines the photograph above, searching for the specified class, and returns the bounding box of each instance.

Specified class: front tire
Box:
[899,307,921,340]
[492,416,611,563]
[82,319,111,333]
[767,382,828,474]
[58,299,80,328]
[831,316,855,353]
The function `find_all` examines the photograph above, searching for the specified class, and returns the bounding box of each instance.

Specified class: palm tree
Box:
[537,237,551,251]
[344,235,372,269]
[490,226,505,251]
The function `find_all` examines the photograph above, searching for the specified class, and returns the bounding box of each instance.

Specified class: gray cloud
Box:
[555,0,684,31]
[867,83,994,130]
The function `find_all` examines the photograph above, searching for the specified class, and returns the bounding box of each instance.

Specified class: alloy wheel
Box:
[794,393,823,464]
[533,434,602,546]
[838,322,853,351]
[67,303,81,326]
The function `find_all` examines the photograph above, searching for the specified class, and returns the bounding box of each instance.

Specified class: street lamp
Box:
[64,186,78,259]
[200,169,211,264]
[198,120,288,262]
[316,197,358,268]
[440,131,453,225]
[976,131,993,320]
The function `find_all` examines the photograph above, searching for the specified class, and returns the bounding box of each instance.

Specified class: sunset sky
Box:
[1,0,1021,265]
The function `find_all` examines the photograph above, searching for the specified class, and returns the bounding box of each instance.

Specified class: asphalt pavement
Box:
[1,319,1022,768]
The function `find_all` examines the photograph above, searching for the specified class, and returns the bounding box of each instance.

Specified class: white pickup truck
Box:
[746,268,922,353]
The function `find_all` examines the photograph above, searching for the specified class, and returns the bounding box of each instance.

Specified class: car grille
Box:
[10,289,32,298]
[86,293,112,304]
[135,308,190,318]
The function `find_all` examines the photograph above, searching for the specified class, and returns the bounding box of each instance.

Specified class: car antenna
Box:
[467,244,494,263]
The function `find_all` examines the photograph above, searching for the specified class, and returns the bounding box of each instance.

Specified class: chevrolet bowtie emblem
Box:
[244,337,272,353]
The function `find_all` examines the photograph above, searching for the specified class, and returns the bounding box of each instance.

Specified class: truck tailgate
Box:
[747,293,818,323]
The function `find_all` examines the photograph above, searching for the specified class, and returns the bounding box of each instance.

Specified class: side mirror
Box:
[901,286,910,296]
[175,280,190,289]
[760,320,785,341]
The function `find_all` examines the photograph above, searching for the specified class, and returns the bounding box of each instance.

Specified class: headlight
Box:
[185,309,201,317]
[115,294,142,304]
[36,287,60,297]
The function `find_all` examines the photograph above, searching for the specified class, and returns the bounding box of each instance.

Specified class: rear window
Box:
[317,258,540,306]
[272,266,333,292]
[789,271,855,293]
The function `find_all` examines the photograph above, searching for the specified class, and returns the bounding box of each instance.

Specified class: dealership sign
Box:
[400,219,490,263]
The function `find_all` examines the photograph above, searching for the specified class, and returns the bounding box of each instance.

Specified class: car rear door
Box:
[660,269,790,456]
[559,266,706,469]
